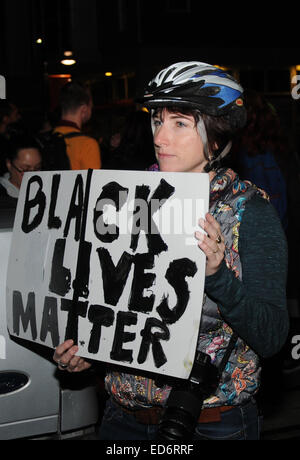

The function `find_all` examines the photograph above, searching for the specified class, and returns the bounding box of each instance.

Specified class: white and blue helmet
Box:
[141,61,246,168]
[142,61,245,123]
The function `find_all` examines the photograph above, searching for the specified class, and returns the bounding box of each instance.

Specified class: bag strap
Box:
[218,332,239,376]
[63,132,90,140]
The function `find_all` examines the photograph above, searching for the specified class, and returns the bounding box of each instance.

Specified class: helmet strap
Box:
[204,141,232,173]
[197,117,210,160]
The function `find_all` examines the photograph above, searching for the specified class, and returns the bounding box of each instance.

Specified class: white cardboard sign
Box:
[6,170,209,379]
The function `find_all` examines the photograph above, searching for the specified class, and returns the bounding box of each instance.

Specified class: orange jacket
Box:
[54,125,101,170]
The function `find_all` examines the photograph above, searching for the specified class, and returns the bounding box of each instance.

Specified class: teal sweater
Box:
[205,194,289,358]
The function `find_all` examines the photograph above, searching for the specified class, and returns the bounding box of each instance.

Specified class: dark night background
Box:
[1,1,300,440]
[1,0,300,146]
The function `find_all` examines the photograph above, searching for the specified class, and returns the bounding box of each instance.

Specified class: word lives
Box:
[8,170,206,376]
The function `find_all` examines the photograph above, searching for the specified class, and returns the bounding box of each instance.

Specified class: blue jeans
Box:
[98,397,260,441]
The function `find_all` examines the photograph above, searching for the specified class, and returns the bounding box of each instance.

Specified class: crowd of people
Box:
[1,78,297,226]
[0,81,156,212]
[1,62,300,441]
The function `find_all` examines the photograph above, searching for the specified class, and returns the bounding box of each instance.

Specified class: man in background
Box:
[55,81,101,170]
[0,100,22,175]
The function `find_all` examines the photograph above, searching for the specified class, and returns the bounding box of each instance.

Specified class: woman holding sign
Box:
[54,62,288,441]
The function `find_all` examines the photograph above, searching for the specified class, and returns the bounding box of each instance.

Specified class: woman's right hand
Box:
[195,212,225,276]
[53,339,92,373]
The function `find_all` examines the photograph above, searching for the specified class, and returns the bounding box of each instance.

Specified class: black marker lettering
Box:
[138,318,170,368]
[21,176,46,234]
[64,174,84,241]
[97,248,134,306]
[40,296,59,347]
[12,291,37,341]
[128,253,155,313]
[130,179,175,255]
[48,174,62,230]
[88,305,114,354]
[49,239,71,297]
[110,311,137,363]
[72,241,92,299]
[93,182,129,243]
[156,258,198,324]
[61,298,88,344]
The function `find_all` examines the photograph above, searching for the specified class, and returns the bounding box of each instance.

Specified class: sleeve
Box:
[204,195,289,358]
[81,138,102,170]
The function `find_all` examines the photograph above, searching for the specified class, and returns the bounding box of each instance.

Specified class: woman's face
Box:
[152,108,208,173]
[6,147,42,189]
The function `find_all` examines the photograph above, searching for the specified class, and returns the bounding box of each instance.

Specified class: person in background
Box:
[228,93,299,408]
[0,100,22,175]
[0,135,42,208]
[229,90,288,229]
[103,110,156,170]
[54,81,102,170]
[0,100,21,136]
[53,62,289,441]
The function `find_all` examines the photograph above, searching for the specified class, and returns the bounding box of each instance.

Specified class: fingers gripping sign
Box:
[53,339,92,373]
[195,213,225,276]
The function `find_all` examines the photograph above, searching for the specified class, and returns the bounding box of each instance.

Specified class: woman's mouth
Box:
[157,152,174,159]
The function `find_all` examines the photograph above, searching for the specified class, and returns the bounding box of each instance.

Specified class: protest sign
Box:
[6,169,209,379]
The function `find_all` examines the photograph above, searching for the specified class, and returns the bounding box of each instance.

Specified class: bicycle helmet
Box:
[142,61,244,118]
[140,61,246,171]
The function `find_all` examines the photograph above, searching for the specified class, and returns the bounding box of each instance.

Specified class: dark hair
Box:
[0,100,13,123]
[232,90,286,156]
[6,135,41,162]
[202,113,234,160]
[230,89,290,175]
[106,110,156,170]
[59,81,91,114]
[152,106,238,163]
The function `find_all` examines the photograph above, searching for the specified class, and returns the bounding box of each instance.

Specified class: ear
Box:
[6,159,12,172]
[80,104,88,118]
[2,115,9,126]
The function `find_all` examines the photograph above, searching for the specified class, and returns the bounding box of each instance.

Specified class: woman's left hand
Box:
[53,340,92,373]
[195,212,225,276]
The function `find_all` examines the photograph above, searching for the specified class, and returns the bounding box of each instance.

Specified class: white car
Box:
[0,208,99,440]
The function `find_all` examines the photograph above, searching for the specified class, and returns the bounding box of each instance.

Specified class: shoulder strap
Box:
[218,332,239,375]
[63,132,90,140]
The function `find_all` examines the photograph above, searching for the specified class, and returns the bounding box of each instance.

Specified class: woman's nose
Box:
[154,124,169,147]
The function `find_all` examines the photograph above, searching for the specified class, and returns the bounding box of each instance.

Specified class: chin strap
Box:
[197,117,232,173]
[197,117,209,159]
[203,141,233,173]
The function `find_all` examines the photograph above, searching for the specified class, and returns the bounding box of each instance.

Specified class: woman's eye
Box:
[176,121,186,127]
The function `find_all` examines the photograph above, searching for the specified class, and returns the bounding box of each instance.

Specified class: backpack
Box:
[35,131,86,171]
